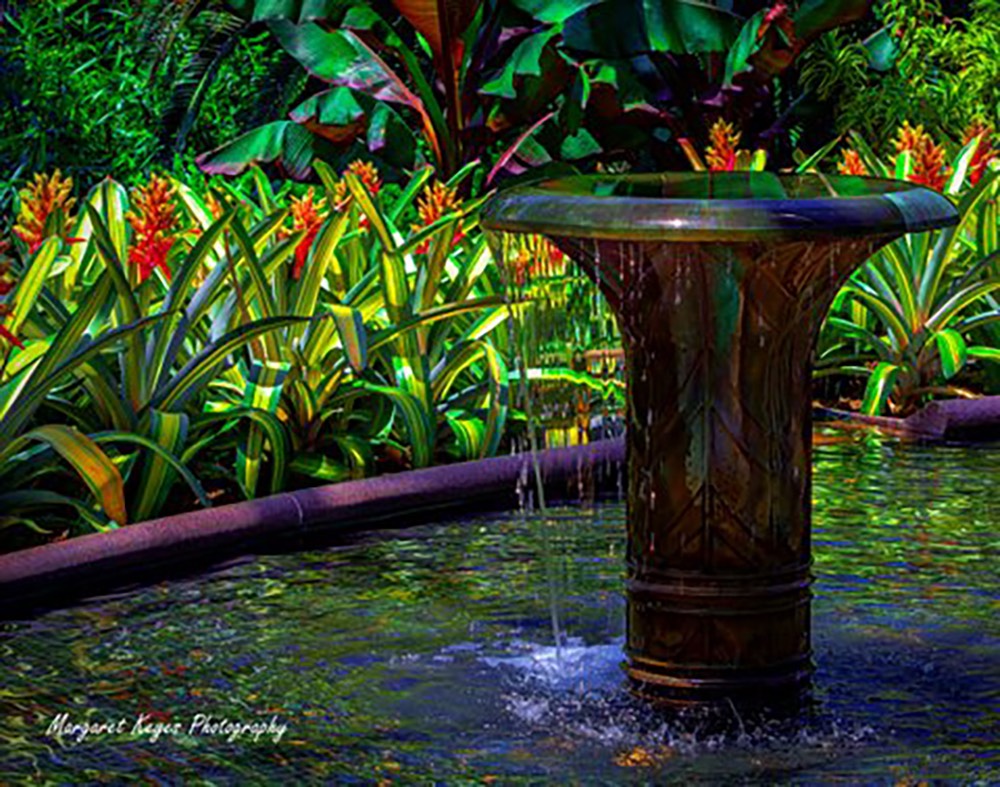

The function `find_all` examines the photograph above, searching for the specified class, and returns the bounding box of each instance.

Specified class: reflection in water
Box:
[1,435,997,782]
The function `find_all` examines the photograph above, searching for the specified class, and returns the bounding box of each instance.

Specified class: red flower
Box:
[126,174,180,284]
[333,160,382,210]
[757,2,793,41]
[963,122,997,186]
[0,304,23,350]
[289,187,328,280]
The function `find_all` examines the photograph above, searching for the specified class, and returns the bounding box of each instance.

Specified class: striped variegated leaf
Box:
[7,237,60,337]
[860,362,902,415]
[344,171,396,253]
[93,431,210,512]
[2,425,129,525]
[932,329,967,379]
[359,381,433,468]
[330,304,367,374]
[132,410,190,522]
[444,411,487,460]
[290,453,351,482]
[237,360,290,497]
[153,315,306,411]
[968,346,1000,363]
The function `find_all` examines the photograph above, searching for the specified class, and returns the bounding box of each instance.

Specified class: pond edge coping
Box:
[0,439,625,617]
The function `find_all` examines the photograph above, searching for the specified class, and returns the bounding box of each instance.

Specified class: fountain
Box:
[482,172,958,707]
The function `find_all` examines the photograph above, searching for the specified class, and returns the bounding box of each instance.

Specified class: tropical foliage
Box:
[196,0,882,181]
[0,161,540,547]
[0,0,294,202]
[798,0,1000,150]
[817,127,1000,414]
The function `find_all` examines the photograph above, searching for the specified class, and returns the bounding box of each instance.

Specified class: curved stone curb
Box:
[815,395,1000,441]
[0,439,625,617]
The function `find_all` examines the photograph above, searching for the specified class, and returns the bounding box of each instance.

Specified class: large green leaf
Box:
[290,87,420,168]
[563,0,738,58]
[391,0,481,60]
[481,28,560,99]
[510,0,603,24]
[197,121,334,180]
[723,8,766,86]
[234,0,352,24]
[271,22,435,143]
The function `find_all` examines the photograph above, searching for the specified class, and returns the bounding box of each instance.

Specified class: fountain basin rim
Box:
[481,173,958,241]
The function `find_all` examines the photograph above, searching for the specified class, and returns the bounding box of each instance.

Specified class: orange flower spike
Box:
[705,119,740,172]
[837,149,868,176]
[892,120,924,155]
[13,170,77,253]
[963,122,996,186]
[126,174,180,284]
[332,160,382,230]
[333,160,383,208]
[411,181,462,254]
[289,187,328,280]
[892,121,949,191]
[332,179,349,211]
[346,159,381,194]
[915,140,948,191]
[417,181,460,226]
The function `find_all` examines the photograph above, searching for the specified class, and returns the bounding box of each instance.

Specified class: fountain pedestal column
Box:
[483,173,957,707]
[559,237,886,704]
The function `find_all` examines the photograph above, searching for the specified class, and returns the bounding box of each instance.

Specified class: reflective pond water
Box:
[1,434,998,783]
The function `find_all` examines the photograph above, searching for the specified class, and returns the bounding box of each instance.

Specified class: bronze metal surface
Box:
[483,173,959,707]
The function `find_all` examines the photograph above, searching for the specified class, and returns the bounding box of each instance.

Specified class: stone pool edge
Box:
[0,439,625,617]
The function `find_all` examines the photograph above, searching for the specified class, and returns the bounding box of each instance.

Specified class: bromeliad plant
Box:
[0,171,319,536]
[142,159,514,490]
[269,160,512,477]
[0,156,627,548]
[817,132,1000,415]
